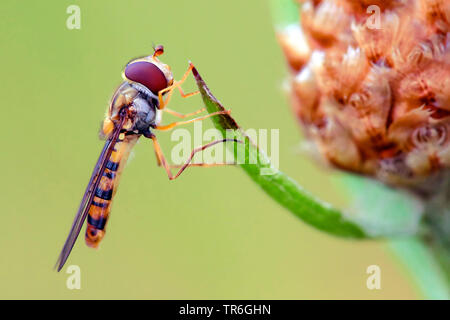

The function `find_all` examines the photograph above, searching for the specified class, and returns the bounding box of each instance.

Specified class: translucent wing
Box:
[55,115,126,271]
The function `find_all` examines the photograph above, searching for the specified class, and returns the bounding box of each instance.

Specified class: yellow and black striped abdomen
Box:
[85,134,140,248]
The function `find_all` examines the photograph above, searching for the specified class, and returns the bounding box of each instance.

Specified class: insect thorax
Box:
[109,82,161,134]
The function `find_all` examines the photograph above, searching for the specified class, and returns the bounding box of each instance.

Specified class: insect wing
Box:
[55,116,125,271]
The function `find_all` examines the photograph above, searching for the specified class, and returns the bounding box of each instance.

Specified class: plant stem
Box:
[423,188,450,290]
[388,237,449,299]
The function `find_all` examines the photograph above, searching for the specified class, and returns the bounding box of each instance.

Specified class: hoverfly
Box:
[56,45,236,271]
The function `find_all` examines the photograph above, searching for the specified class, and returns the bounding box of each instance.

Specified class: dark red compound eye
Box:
[124,61,168,94]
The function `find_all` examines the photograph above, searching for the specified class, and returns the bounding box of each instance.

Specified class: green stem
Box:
[269,0,299,28]
[341,174,450,298]
[423,192,450,290]
[388,237,449,299]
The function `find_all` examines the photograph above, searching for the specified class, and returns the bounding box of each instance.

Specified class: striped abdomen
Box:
[85,133,140,248]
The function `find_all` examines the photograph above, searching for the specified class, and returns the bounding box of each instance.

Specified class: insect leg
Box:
[163,107,206,118]
[168,162,237,168]
[149,134,241,180]
[158,63,199,110]
[152,154,236,169]
[155,110,230,131]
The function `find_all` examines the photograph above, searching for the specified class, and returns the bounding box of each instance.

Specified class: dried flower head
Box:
[278,0,450,196]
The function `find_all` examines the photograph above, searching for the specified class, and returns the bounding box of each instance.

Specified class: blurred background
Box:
[0,0,418,299]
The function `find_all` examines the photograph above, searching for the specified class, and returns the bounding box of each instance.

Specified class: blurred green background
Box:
[0,0,417,299]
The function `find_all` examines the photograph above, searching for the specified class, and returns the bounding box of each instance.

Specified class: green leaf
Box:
[192,66,367,239]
